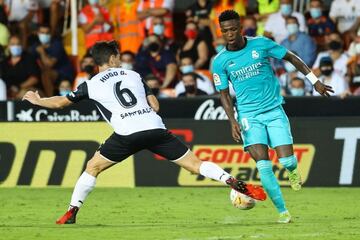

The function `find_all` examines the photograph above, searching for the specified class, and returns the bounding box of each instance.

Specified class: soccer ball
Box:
[230,189,256,210]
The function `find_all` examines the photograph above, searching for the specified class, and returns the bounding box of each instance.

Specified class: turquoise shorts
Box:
[239,105,293,149]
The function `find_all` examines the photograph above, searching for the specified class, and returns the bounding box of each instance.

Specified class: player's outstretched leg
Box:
[256,160,291,223]
[56,152,115,224]
[173,150,266,201]
[279,155,302,191]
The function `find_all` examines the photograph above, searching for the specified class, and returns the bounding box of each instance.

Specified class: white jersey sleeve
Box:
[76,68,165,135]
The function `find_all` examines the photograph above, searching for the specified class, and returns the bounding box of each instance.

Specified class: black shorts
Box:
[98,129,189,162]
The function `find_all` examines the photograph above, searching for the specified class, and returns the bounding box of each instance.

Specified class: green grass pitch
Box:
[1,187,359,240]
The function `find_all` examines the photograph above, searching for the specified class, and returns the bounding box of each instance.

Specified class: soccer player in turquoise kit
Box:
[212,10,333,223]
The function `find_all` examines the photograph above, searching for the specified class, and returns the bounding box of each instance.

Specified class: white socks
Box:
[69,171,96,208]
[199,161,231,184]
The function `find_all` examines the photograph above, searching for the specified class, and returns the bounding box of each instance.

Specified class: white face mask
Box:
[286,23,299,35]
[9,45,23,57]
[38,33,51,45]
[88,0,99,5]
[121,62,133,70]
[180,65,195,74]
[153,24,165,36]
[290,88,305,96]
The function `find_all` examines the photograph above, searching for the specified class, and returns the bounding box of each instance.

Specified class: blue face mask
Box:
[180,65,194,74]
[286,23,299,35]
[38,33,51,45]
[290,88,305,96]
[284,61,296,72]
[153,24,164,36]
[215,45,225,53]
[281,4,292,16]
[244,28,256,37]
[310,8,322,19]
[88,0,99,5]
[9,45,23,57]
[59,90,71,96]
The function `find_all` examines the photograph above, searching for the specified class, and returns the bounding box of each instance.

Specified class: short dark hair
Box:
[39,23,50,30]
[90,41,120,66]
[181,72,197,81]
[218,10,240,23]
[291,77,305,84]
[286,16,299,24]
[319,56,333,66]
[310,0,323,4]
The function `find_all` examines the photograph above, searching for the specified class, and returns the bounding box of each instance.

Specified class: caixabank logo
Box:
[178,144,315,186]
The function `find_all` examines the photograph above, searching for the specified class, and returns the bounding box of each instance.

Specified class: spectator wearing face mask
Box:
[79,0,113,49]
[31,24,75,97]
[135,34,177,88]
[73,53,97,90]
[279,59,312,95]
[288,77,309,96]
[120,50,136,70]
[178,73,208,98]
[178,21,210,70]
[151,16,178,55]
[242,15,257,37]
[57,79,72,96]
[264,0,306,43]
[312,32,349,78]
[313,57,349,97]
[110,0,142,54]
[307,0,335,50]
[2,35,40,99]
[281,16,317,66]
[137,0,175,39]
[175,56,214,96]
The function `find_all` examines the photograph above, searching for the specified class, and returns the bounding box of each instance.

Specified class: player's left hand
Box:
[231,121,241,143]
[22,90,41,105]
[314,81,334,97]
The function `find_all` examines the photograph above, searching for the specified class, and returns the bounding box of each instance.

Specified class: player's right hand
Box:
[314,81,334,97]
[22,91,40,105]
[231,121,241,143]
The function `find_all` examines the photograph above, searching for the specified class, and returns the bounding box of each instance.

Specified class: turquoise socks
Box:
[279,155,298,172]
[256,160,287,213]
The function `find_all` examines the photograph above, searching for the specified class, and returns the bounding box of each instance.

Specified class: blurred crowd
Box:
[0,0,360,101]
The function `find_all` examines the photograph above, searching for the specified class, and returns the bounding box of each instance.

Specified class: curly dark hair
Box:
[218,10,240,24]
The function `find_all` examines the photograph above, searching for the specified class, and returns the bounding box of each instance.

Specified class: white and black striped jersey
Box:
[67,68,165,135]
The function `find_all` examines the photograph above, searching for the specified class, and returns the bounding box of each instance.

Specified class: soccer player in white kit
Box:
[23,41,266,224]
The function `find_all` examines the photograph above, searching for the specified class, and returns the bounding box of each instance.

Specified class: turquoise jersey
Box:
[212,36,287,117]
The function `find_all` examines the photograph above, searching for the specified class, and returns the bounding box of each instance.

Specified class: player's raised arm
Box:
[283,51,334,97]
[219,89,241,143]
[22,90,73,109]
